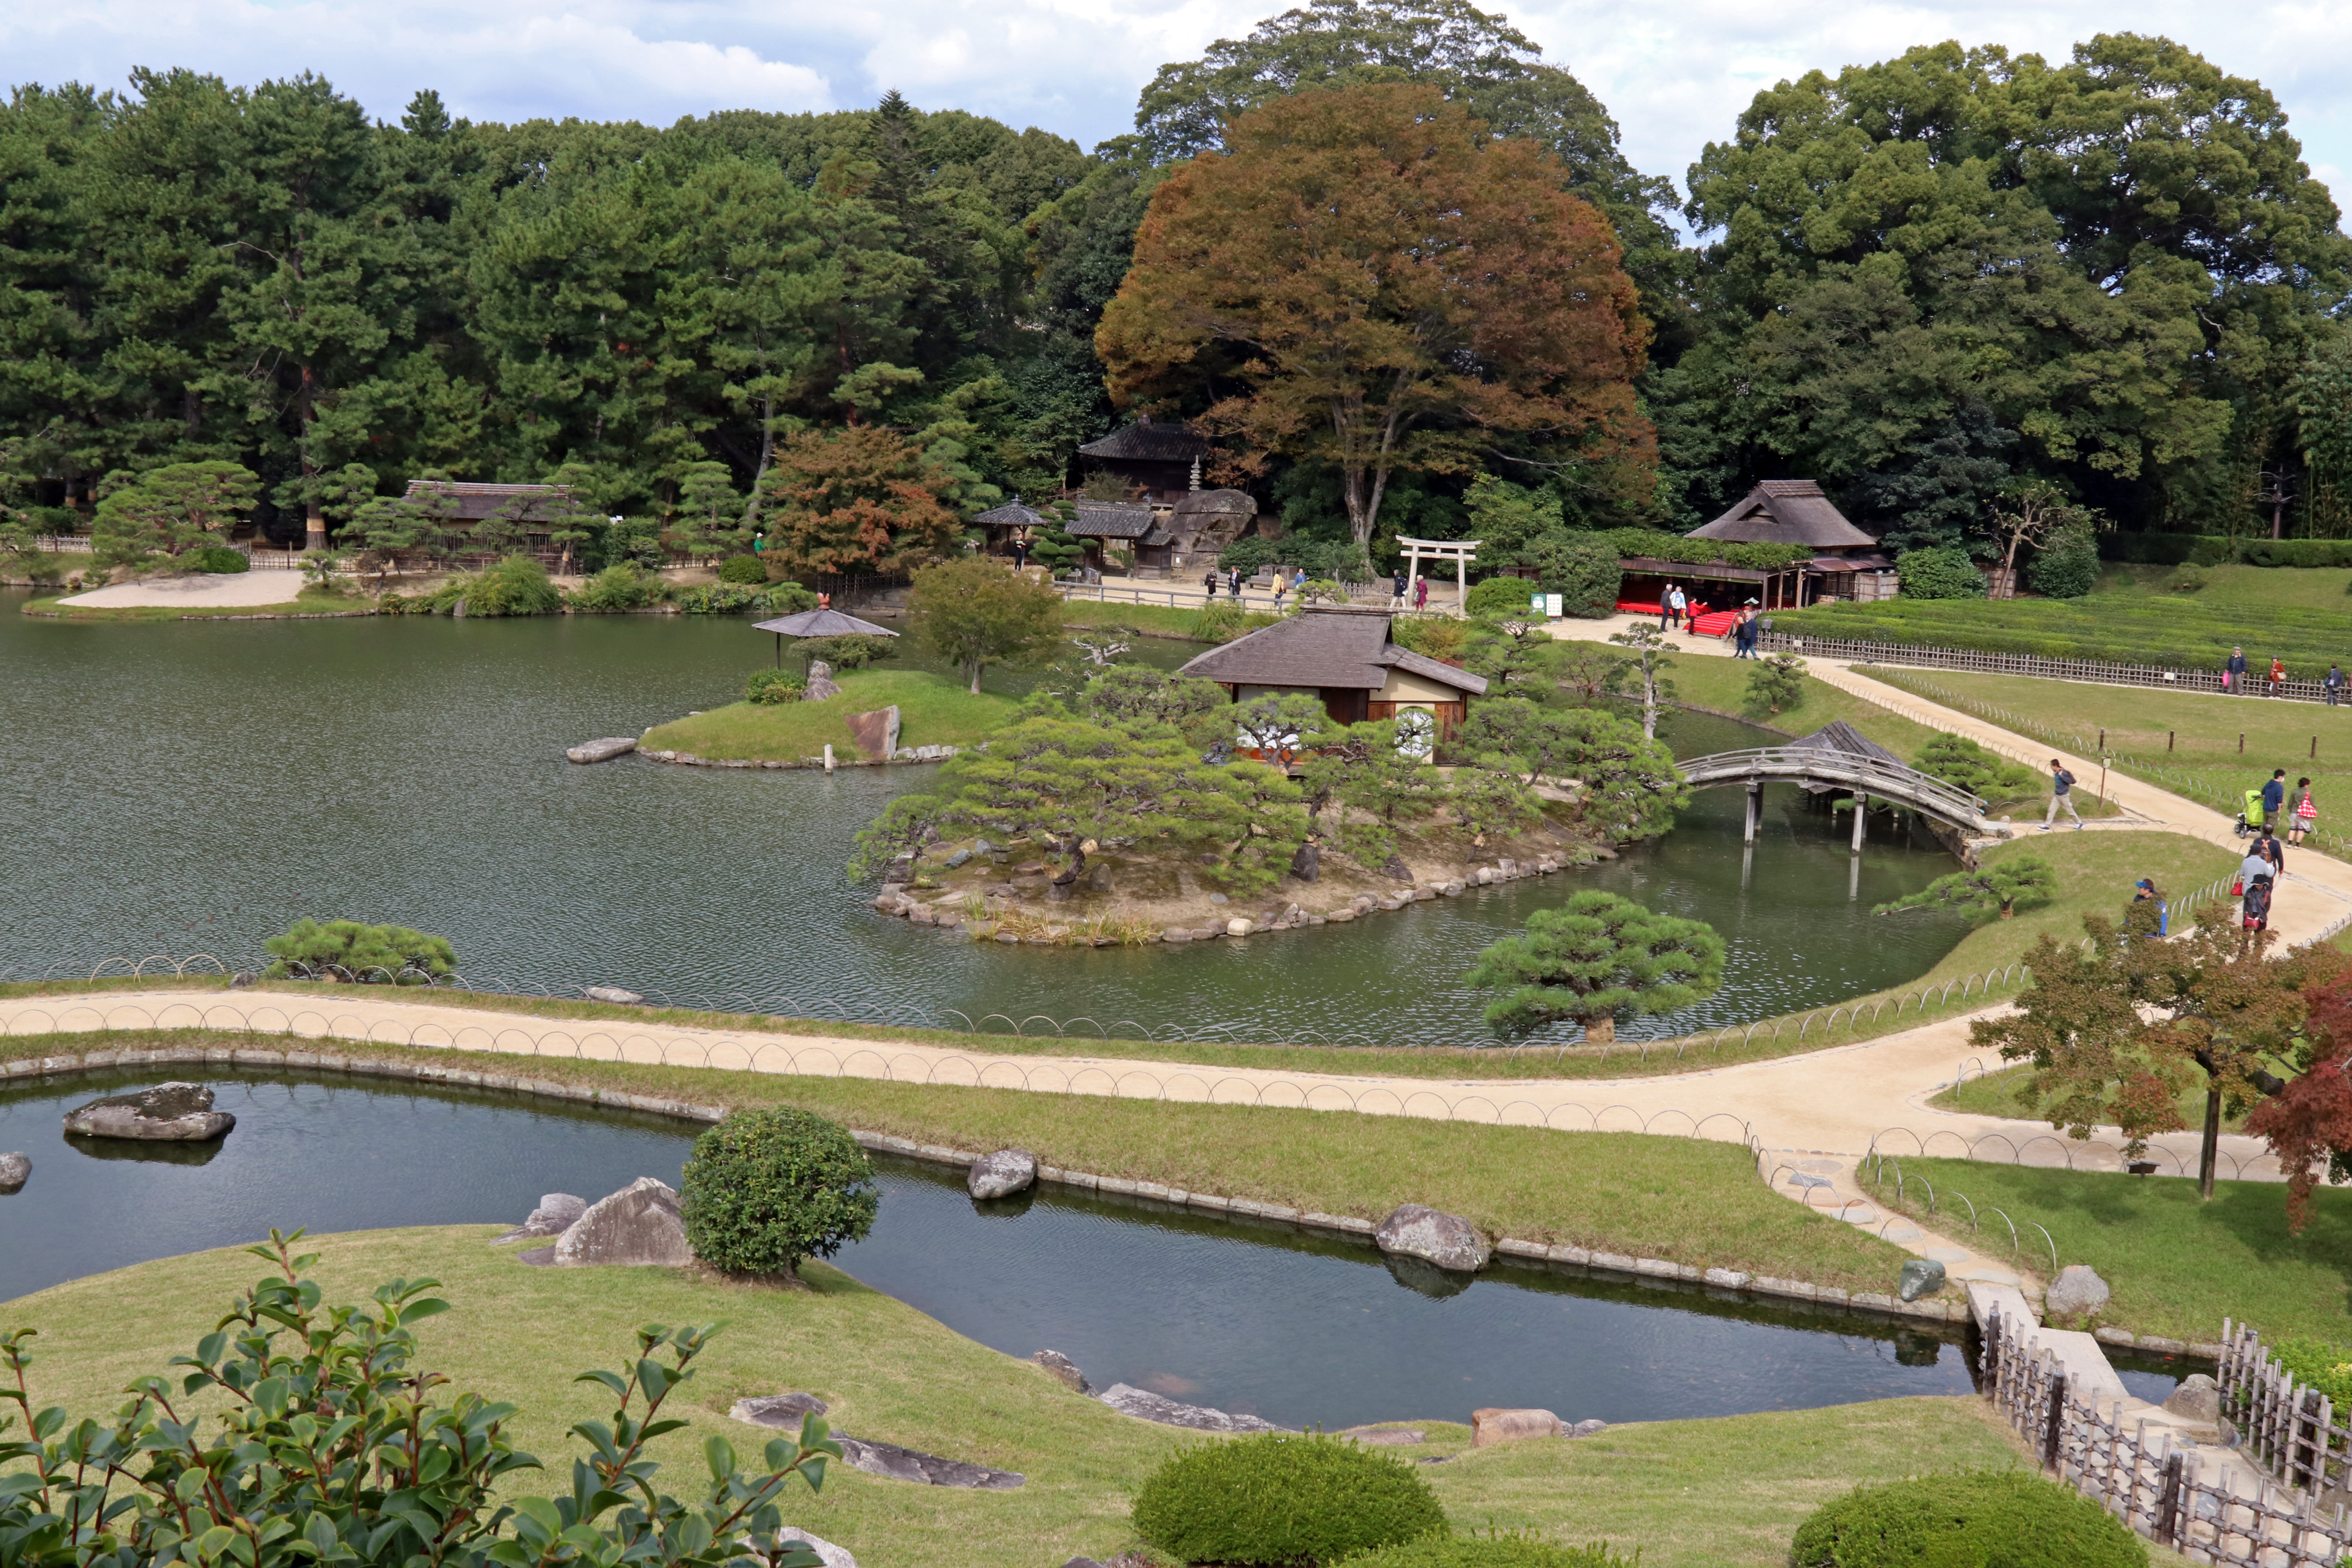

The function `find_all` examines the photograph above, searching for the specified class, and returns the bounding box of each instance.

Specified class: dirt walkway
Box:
[54,570,309,608]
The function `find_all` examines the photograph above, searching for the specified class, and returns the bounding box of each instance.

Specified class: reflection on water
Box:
[1,1070,2168,1428]
[0,601,1969,1045]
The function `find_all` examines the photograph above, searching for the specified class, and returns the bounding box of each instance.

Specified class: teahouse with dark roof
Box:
[401,479,573,524]
[1177,605,1487,746]
[1066,501,1171,573]
[1617,480,1892,612]
[1077,418,1209,503]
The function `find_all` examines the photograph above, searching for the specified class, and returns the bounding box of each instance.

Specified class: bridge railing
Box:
[1679,746,1989,825]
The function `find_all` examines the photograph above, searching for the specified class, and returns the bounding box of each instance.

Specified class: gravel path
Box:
[54,570,310,608]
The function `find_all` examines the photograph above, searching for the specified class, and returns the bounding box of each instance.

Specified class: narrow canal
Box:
[0,599,1972,1044]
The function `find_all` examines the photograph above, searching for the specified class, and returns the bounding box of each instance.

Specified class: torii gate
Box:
[1396,536,1480,612]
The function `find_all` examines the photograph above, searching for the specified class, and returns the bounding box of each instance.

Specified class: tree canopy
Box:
[1465,889,1726,1042]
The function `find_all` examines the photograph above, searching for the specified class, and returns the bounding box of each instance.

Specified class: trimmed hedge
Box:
[1788,1471,2145,1568]
[1345,1535,1635,1566]
[2271,1339,2352,1412]
[2100,533,2352,568]
[1600,528,1811,572]
[1771,596,2352,673]
[1130,1432,1447,1565]
[678,1107,878,1277]
[1895,547,1986,600]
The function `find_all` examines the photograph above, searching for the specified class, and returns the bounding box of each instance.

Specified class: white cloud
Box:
[0,0,2343,222]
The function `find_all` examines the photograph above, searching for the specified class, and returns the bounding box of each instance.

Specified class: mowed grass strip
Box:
[640,668,1020,761]
[0,1028,1915,1291]
[2,1230,2054,1568]
[1875,1158,2352,1343]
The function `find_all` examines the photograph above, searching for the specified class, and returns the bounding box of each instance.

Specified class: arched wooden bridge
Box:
[1677,746,2007,841]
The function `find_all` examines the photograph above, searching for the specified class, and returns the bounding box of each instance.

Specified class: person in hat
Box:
[2132,878,2169,936]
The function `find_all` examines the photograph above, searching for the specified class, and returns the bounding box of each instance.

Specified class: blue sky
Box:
[5,0,2345,223]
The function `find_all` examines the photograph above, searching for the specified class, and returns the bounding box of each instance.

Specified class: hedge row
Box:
[1772,595,2352,672]
[2102,534,2352,568]
[1599,528,1811,572]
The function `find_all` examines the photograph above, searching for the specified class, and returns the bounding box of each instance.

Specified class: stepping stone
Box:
[1955,1267,2021,1285]
[1924,1248,1973,1263]
[1880,1224,1924,1243]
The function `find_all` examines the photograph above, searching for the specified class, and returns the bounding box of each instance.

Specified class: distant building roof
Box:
[1688,480,1876,549]
[1078,419,1209,463]
[1789,719,1902,768]
[402,480,572,523]
[973,498,1052,530]
[1067,501,1158,540]
[1177,607,1487,695]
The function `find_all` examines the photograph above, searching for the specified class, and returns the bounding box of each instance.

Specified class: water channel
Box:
[0,1070,2185,1425]
[0,599,1973,1045]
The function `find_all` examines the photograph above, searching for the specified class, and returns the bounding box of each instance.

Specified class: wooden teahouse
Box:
[1176,605,1487,748]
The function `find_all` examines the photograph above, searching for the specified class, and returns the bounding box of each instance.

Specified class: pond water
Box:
[0,1070,2184,1425]
[0,599,1971,1044]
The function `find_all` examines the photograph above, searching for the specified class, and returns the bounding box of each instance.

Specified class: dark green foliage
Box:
[2030,527,2102,599]
[184,544,249,574]
[796,633,898,671]
[1878,855,2059,924]
[717,553,769,584]
[263,918,456,982]
[1896,547,1988,600]
[1597,528,1809,572]
[462,555,563,617]
[1218,535,1281,573]
[1345,1534,1636,1567]
[1466,890,1726,1041]
[670,582,818,615]
[1741,652,1807,718]
[1466,574,1541,616]
[2270,1339,2352,1410]
[1525,534,1625,617]
[1788,1470,2146,1568]
[0,1233,842,1568]
[1129,1431,1448,1566]
[1915,734,2038,801]
[679,1107,880,1278]
[570,561,664,612]
[1455,700,1686,838]
[747,670,806,705]
[1080,664,1228,738]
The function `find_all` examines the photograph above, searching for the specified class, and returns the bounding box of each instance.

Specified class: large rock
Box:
[2163,1374,2222,1425]
[566,737,637,764]
[834,1435,1023,1490]
[551,1177,693,1267]
[1898,1258,1947,1302]
[2045,1264,2111,1318]
[730,1392,829,1430]
[1472,1408,1563,1447]
[968,1149,1038,1200]
[1375,1204,1491,1273]
[845,705,902,762]
[1096,1383,1288,1433]
[0,1152,27,1192]
[778,1529,854,1568]
[804,662,842,702]
[1033,1350,1090,1393]
[1289,842,1320,882]
[492,1193,587,1245]
[63,1082,233,1142]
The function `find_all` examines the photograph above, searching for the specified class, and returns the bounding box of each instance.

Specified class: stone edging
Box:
[639,745,958,772]
[2,1042,1985,1332]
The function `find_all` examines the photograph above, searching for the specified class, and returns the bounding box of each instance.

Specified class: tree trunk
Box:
[2198,1083,2222,1200]
[1583,1013,1615,1045]
[967,658,983,696]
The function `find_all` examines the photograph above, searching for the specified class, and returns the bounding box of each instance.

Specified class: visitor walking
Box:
[2268,656,2287,697]
[2261,768,2287,832]
[2289,777,2316,846]
[2260,824,2287,877]
[1413,575,1429,612]
[2041,757,2082,831]
[2132,878,2169,936]
[1659,585,1676,629]
[2327,664,2346,706]
[1228,566,1245,601]
[2240,853,2276,931]
[1391,570,1408,609]
[1271,574,1287,609]
[1292,567,1307,595]
[2225,646,2247,693]
[1733,606,1760,659]
[1667,583,1687,629]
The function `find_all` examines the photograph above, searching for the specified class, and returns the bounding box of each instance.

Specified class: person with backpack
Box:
[2042,758,2082,830]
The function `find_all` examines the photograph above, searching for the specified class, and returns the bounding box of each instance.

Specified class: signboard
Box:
[1545,593,1564,618]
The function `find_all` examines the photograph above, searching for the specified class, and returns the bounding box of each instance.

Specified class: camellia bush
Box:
[680,1107,880,1278]
[0,1231,846,1568]
[1788,1471,2145,1568]
[1895,546,1987,599]
[263,918,457,983]
[1131,1432,1448,1565]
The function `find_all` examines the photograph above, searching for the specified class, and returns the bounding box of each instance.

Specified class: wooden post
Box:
[1851,791,1867,853]
[2045,1372,2070,1470]
[1745,780,1762,845]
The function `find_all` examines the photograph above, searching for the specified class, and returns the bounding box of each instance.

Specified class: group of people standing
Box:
[1655,582,1767,657]
[2223,647,2349,702]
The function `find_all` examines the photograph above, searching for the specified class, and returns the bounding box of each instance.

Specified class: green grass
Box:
[1870,1158,2352,1343]
[0,1229,2045,1568]
[1664,656,1944,760]
[1926,1064,2249,1134]
[1771,563,2352,673]
[0,1027,1916,1292]
[641,669,1020,761]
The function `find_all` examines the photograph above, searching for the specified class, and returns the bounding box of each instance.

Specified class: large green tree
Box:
[1466,890,1726,1042]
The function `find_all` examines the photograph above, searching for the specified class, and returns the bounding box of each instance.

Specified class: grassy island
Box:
[641,669,1020,762]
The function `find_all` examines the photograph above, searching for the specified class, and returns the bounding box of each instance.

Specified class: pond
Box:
[0,600,1972,1045]
[0,1070,2186,1425]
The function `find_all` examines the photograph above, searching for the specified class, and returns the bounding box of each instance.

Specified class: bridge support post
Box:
[1850,791,1868,853]
[1744,780,1762,845]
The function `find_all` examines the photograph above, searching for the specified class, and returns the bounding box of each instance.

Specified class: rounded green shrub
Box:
[718,553,769,585]
[746,669,805,704]
[1467,575,1542,617]
[572,561,662,611]
[1130,1431,1447,1565]
[184,544,250,574]
[460,555,562,616]
[679,1108,879,1277]
[1788,1470,2146,1568]
[1524,534,1622,617]
[1218,535,1281,574]
[1345,1534,1632,1567]
[1896,547,1987,600]
[263,918,456,983]
[2029,526,2100,599]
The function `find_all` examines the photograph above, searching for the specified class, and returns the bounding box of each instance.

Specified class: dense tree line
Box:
[1,2,2345,561]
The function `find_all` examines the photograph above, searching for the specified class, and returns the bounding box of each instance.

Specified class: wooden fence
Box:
[1757,630,2345,705]
[2218,1322,2352,1499]
[1984,1310,2352,1565]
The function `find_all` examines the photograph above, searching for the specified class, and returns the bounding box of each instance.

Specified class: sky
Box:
[4,0,2347,223]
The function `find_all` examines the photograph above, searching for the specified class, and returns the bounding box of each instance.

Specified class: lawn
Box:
[1769,562,2352,673]
[1866,665,2352,859]
[0,1026,1918,1292]
[0,1227,2044,1568]
[1664,652,1944,760]
[1928,1065,2249,1135]
[1871,1158,2352,1344]
[641,669,1020,762]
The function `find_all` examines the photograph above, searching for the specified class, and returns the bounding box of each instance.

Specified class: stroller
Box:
[2236,788,2265,838]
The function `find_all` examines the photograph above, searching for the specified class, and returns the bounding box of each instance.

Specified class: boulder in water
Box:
[967,1149,1037,1200]
[1375,1204,1490,1272]
[63,1083,233,1142]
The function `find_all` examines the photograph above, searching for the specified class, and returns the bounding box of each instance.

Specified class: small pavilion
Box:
[1176,605,1487,746]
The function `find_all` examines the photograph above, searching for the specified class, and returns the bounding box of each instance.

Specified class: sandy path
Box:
[54,570,309,608]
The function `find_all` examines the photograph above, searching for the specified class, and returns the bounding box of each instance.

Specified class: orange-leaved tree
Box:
[1096,81,1652,549]
[2246,958,2352,1234]
[759,425,963,579]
